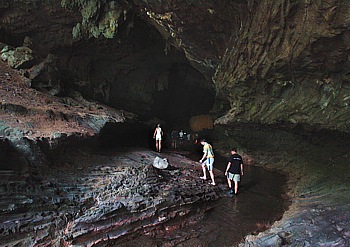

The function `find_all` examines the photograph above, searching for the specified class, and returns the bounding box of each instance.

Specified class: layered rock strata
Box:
[0,148,223,246]
[1,1,350,246]
[2,1,349,132]
[213,0,350,133]
[0,60,130,174]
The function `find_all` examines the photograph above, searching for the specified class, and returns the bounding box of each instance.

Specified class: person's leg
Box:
[233,174,241,194]
[234,181,239,194]
[209,170,215,185]
[229,181,234,194]
[155,140,159,152]
[227,176,232,189]
[227,173,233,192]
[159,140,162,152]
[200,163,207,179]
[207,158,215,185]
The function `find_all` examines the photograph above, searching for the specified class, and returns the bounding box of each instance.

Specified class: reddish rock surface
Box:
[1,1,350,246]
[0,145,225,246]
[0,61,125,140]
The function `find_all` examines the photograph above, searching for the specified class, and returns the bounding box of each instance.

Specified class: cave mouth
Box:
[51,15,215,132]
[0,13,216,154]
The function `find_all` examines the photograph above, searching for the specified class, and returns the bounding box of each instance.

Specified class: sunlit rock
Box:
[1,45,36,69]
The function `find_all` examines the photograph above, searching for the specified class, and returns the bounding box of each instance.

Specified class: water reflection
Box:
[107,154,289,247]
[169,163,288,246]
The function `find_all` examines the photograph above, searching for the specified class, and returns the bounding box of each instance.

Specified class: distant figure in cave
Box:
[179,129,184,146]
[225,148,244,195]
[171,130,179,149]
[153,124,163,152]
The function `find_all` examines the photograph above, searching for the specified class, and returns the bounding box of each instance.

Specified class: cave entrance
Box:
[53,15,215,135]
[151,62,215,128]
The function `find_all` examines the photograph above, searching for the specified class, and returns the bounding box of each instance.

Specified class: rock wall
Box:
[213,124,350,247]
[213,0,350,133]
[0,1,217,125]
[1,1,350,246]
[2,1,349,133]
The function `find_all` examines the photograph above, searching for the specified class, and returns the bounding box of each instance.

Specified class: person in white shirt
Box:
[153,124,163,152]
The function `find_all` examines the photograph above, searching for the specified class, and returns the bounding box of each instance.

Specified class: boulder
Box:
[153,156,168,169]
[1,45,36,69]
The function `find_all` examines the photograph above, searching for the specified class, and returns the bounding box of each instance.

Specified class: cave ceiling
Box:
[1,0,350,133]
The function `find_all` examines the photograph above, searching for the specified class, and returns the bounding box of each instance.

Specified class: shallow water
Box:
[170,154,289,246]
[106,152,289,247]
[188,163,288,246]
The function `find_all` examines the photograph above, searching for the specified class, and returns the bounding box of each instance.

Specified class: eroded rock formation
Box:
[2,1,349,131]
[1,0,350,246]
[0,146,224,246]
[213,1,350,133]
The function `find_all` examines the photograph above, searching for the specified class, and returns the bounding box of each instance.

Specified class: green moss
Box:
[98,7,122,38]
[72,23,82,40]
[81,0,98,20]
[90,25,101,38]
[61,0,124,40]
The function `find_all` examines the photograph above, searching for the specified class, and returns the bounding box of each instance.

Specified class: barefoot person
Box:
[225,148,244,195]
[153,124,163,152]
[199,139,215,185]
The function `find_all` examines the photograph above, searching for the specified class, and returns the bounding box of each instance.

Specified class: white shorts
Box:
[156,135,162,141]
[228,172,240,182]
[203,157,214,171]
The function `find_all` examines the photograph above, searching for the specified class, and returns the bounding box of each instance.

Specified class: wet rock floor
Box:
[213,124,350,246]
[0,143,289,247]
[0,147,223,246]
[1,121,349,246]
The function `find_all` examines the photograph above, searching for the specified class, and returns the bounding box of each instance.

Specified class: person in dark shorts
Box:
[225,148,244,195]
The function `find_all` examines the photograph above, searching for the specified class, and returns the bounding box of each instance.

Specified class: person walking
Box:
[179,130,184,146]
[153,124,163,152]
[225,148,244,195]
[171,130,178,149]
[199,139,215,185]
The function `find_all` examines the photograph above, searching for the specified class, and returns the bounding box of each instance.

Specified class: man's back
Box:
[229,153,242,173]
[203,143,214,158]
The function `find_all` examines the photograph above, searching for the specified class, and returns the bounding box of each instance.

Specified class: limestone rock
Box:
[29,54,62,95]
[1,45,36,69]
[153,156,168,169]
[213,1,350,133]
